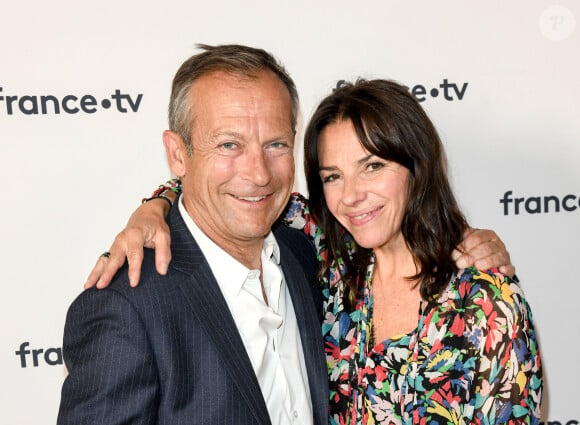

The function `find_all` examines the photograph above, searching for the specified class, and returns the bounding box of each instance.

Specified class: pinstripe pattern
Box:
[275,224,328,425]
[57,204,328,425]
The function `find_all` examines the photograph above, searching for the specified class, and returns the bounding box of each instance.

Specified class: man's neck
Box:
[217,241,263,270]
[179,196,266,270]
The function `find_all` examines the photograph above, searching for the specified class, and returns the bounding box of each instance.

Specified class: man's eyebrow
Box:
[213,130,244,139]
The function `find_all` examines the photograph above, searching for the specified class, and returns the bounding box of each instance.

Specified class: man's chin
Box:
[234,221,276,239]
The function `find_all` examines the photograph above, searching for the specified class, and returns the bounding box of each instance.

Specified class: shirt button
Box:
[293,411,298,418]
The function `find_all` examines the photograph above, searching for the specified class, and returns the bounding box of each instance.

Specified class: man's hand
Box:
[452,228,515,277]
[84,198,173,289]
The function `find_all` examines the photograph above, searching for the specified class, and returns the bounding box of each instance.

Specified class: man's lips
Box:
[231,194,271,202]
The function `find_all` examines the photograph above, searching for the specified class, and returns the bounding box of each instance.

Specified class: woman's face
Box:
[317,119,410,252]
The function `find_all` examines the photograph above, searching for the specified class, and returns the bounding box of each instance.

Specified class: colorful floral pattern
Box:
[284,193,542,425]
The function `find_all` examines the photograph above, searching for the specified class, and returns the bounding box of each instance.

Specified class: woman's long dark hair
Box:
[304,79,469,309]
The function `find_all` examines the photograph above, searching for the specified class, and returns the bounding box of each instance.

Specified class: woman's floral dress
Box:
[284,193,543,425]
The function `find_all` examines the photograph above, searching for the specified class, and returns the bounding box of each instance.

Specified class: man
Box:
[57,44,328,425]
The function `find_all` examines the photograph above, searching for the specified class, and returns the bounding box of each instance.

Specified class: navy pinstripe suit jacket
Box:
[57,204,328,425]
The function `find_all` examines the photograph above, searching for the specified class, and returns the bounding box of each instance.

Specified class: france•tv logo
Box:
[499,191,579,215]
[0,86,143,115]
[15,342,63,368]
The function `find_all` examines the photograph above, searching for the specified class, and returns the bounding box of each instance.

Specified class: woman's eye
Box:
[321,174,339,183]
[366,162,384,171]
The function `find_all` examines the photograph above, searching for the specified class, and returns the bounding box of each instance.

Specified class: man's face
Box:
[178,70,295,255]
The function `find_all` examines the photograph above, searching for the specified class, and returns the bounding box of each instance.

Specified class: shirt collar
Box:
[263,231,280,265]
[177,194,280,297]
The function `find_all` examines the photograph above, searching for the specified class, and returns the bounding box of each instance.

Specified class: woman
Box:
[87,79,541,424]
[287,79,542,424]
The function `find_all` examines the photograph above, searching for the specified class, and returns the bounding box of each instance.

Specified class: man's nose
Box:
[243,146,272,186]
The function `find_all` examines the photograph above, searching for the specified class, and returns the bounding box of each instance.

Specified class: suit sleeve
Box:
[57,288,159,425]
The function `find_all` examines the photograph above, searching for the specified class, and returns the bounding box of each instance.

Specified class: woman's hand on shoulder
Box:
[84,198,172,289]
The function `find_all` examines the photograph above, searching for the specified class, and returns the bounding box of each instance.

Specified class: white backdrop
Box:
[1,1,578,423]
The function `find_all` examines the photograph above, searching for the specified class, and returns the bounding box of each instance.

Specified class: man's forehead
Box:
[190,69,285,95]
[189,72,293,127]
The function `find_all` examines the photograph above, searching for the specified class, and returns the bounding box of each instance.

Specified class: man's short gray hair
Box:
[168,44,299,154]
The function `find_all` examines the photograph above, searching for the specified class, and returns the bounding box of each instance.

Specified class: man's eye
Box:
[219,142,237,150]
[267,141,290,150]
[265,141,292,156]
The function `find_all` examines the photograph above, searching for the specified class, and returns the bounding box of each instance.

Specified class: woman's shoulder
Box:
[282,192,327,258]
[442,267,532,320]
[283,192,310,226]
[434,268,539,358]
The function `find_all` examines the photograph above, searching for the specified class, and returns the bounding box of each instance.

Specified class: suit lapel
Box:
[276,226,328,425]
[167,206,271,425]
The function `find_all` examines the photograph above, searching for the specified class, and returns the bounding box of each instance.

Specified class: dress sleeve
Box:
[150,177,182,196]
[282,192,327,261]
[466,269,543,424]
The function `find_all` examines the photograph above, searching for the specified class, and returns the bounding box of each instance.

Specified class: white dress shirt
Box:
[179,198,313,424]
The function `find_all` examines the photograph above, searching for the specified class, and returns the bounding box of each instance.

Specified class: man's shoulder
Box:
[68,248,184,325]
[273,221,318,278]
[99,248,182,299]
[274,221,316,257]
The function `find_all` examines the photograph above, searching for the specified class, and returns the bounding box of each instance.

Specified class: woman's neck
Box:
[371,241,422,346]
[372,237,417,282]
